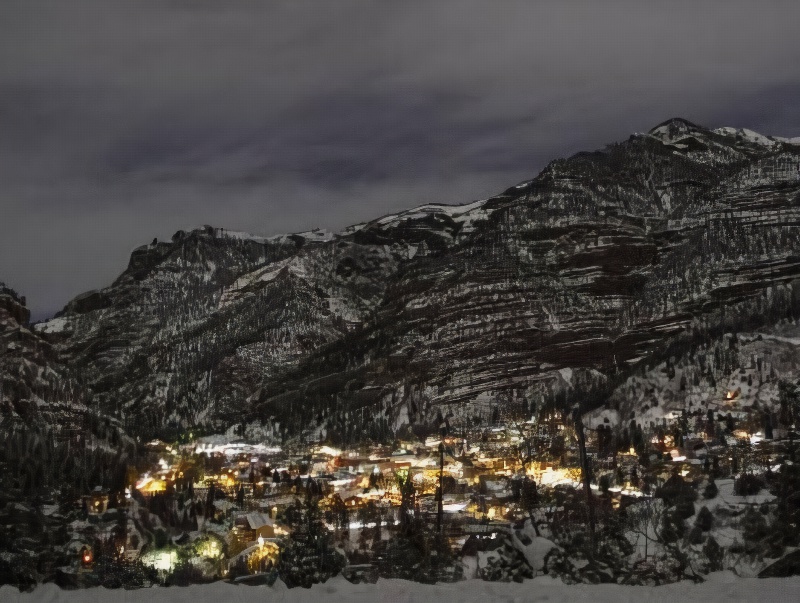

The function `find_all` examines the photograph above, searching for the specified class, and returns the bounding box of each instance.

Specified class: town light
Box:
[258,534,265,548]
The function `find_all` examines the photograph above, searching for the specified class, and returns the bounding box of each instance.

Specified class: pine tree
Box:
[695,506,713,531]
[277,498,345,588]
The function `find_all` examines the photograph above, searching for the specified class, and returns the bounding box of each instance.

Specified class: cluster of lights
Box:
[130,414,766,579]
[142,550,178,571]
[200,540,222,559]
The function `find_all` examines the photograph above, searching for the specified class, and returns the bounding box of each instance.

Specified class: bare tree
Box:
[573,405,596,559]
[626,497,664,561]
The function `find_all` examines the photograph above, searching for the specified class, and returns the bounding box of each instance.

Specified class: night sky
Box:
[2,0,800,320]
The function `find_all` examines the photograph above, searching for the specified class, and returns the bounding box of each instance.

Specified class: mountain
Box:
[32,118,800,444]
[0,281,139,588]
[1,281,68,423]
[0,279,135,478]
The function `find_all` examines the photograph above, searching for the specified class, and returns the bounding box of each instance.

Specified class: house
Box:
[233,512,276,543]
[83,486,109,515]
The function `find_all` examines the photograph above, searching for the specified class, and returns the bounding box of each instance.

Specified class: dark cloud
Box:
[1,0,800,320]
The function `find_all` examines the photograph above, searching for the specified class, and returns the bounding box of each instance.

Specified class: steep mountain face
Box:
[0,282,62,422]
[0,283,137,588]
[1,279,130,501]
[33,204,490,438]
[34,119,800,443]
[0,280,134,451]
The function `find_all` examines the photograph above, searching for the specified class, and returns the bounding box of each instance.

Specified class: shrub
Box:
[153,528,169,549]
[91,558,159,589]
[165,560,208,587]
[544,524,632,585]
[734,474,764,496]
[378,530,462,584]
[688,525,704,545]
[655,473,697,509]
[660,509,686,544]
[702,537,724,573]
[742,507,769,543]
[675,498,696,520]
[695,506,714,531]
[479,534,533,583]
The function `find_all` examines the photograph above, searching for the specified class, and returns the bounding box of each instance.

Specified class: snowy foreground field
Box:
[3,573,799,603]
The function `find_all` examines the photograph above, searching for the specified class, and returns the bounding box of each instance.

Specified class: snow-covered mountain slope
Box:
[1,281,72,424]
[582,322,800,438]
[32,119,800,443]
[0,281,135,526]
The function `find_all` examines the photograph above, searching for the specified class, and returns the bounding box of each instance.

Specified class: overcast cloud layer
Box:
[2,0,800,320]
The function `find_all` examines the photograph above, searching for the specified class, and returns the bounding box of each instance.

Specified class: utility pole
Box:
[461,400,466,441]
[436,441,444,533]
[573,405,595,560]
[0,340,7,408]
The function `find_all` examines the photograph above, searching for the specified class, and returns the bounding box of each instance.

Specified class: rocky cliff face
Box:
[1,280,132,448]
[33,119,800,443]
[0,282,136,588]
[0,281,60,421]
[1,280,128,520]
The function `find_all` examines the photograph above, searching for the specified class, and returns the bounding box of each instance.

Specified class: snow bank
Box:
[371,199,488,233]
[4,574,800,603]
[33,316,70,334]
[510,521,556,573]
[713,127,778,147]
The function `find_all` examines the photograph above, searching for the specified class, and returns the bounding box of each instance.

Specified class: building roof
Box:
[213,499,237,511]
[239,512,274,530]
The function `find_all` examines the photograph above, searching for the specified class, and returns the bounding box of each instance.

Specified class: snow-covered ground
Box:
[3,573,799,603]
